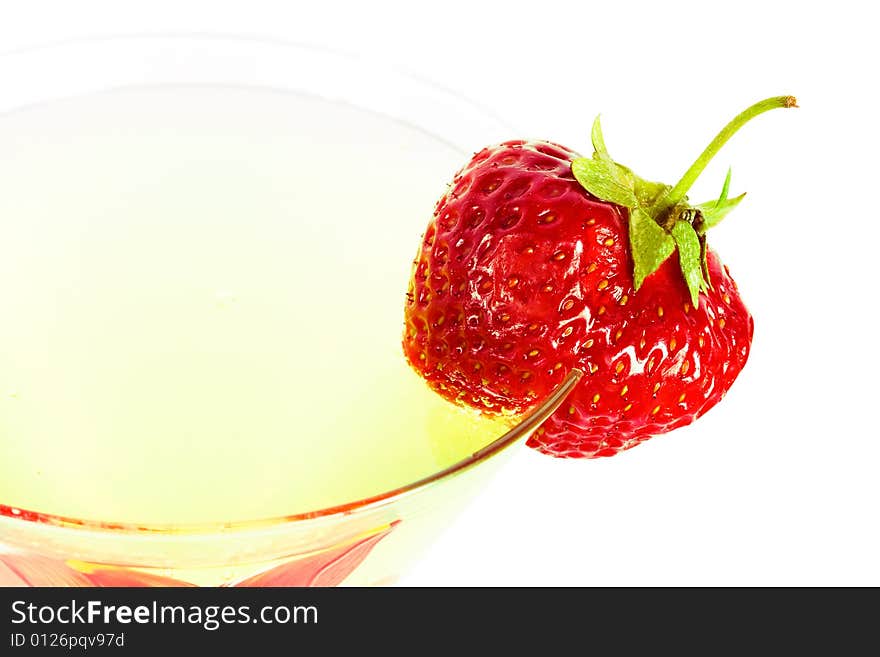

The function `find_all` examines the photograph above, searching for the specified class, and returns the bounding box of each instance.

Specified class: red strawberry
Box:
[403,96,795,458]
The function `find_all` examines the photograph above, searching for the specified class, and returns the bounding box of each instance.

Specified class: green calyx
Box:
[571,95,797,307]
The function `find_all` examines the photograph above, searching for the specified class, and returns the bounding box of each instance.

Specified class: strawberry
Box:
[403,96,795,458]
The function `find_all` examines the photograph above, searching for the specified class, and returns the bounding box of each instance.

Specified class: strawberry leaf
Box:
[630,207,675,289]
[697,192,746,230]
[671,219,705,307]
[695,168,745,230]
[717,167,733,204]
[633,177,671,208]
[571,157,638,209]
[591,115,611,161]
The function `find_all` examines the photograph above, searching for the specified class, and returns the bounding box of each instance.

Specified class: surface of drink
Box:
[0,85,509,526]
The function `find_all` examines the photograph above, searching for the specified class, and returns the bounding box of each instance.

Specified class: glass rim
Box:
[0,34,580,540]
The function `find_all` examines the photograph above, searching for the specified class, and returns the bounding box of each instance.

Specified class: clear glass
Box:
[0,36,581,587]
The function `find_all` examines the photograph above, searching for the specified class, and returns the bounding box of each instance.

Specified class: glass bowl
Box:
[0,35,581,587]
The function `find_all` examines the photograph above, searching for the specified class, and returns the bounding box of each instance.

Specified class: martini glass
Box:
[0,36,581,587]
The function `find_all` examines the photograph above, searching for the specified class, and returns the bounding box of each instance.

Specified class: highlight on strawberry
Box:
[403,96,796,458]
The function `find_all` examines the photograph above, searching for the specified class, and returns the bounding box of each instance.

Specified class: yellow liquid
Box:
[0,86,508,525]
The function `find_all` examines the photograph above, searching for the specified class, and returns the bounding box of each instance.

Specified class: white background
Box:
[1,1,877,586]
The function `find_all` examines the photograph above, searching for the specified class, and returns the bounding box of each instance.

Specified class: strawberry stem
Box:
[650,95,797,221]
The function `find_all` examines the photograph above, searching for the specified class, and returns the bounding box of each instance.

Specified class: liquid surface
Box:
[0,86,508,524]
